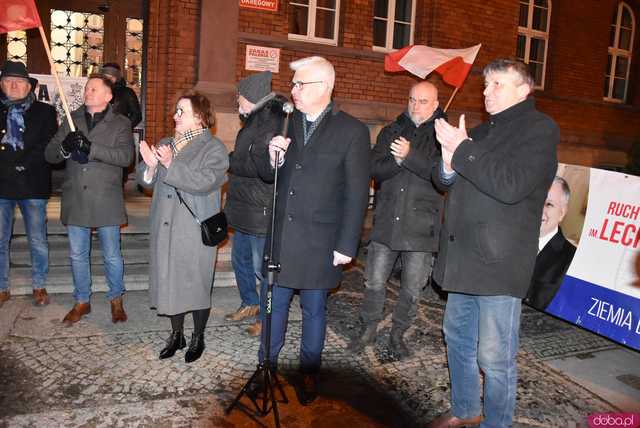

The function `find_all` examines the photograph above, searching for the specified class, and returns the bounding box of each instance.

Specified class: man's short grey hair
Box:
[553,176,571,206]
[483,59,534,92]
[290,56,335,91]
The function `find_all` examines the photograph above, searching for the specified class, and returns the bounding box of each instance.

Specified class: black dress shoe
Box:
[185,333,205,363]
[159,331,186,360]
[296,374,318,405]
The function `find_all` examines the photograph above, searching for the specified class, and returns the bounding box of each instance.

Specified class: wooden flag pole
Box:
[443,86,460,113]
[36,25,76,131]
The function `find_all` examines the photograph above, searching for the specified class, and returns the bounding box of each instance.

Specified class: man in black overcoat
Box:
[0,61,57,307]
[253,56,370,405]
[426,59,559,428]
[349,81,444,359]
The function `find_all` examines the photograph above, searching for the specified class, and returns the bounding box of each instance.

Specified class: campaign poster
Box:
[545,166,640,350]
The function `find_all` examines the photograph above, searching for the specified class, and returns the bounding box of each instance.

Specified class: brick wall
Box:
[145,0,199,144]
[146,0,640,166]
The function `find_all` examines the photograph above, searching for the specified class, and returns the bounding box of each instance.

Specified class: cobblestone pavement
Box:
[0,267,621,427]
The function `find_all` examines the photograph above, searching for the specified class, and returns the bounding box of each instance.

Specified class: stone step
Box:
[8,234,232,266]
[8,265,237,296]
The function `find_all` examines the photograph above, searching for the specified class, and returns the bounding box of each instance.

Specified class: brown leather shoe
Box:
[224,305,259,321]
[425,411,483,428]
[246,320,262,337]
[110,296,128,323]
[32,288,50,306]
[0,289,10,306]
[62,303,91,325]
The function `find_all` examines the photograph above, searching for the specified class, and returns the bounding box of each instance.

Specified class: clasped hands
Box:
[140,140,173,169]
[390,136,410,164]
[434,114,469,173]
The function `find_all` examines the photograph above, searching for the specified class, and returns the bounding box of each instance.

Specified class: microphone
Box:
[281,102,294,138]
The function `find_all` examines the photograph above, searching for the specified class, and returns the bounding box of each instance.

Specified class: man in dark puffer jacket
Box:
[224,71,286,337]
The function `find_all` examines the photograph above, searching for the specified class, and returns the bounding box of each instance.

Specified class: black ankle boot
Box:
[389,326,411,360]
[185,333,205,363]
[159,331,186,360]
[347,321,378,354]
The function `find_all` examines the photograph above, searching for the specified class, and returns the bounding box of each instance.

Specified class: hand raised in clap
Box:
[155,144,173,169]
[435,114,469,155]
[140,140,158,169]
[390,136,410,164]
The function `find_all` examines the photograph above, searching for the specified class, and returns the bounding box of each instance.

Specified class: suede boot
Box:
[389,324,411,360]
[347,321,378,353]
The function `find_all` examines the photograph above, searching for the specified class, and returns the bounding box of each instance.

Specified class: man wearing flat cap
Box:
[0,61,58,307]
[224,71,287,338]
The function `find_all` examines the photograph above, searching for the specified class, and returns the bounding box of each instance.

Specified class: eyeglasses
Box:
[408,97,433,106]
[291,81,324,90]
[175,107,191,117]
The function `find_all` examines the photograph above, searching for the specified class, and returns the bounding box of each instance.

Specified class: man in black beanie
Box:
[224,71,287,337]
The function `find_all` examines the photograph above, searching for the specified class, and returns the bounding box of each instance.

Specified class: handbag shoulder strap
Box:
[174,188,202,225]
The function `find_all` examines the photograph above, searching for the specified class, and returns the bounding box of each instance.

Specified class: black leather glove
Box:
[76,132,92,155]
[61,131,81,154]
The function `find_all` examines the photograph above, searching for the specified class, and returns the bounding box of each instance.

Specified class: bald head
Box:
[408,82,439,125]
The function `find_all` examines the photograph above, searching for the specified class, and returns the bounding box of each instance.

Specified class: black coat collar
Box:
[489,97,536,125]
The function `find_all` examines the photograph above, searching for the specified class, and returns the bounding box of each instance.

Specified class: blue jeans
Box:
[259,285,329,374]
[67,225,125,303]
[231,230,266,307]
[362,241,433,330]
[443,293,521,428]
[0,198,49,290]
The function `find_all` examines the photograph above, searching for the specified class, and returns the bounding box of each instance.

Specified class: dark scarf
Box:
[84,106,109,131]
[1,91,35,151]
[302,102,332,146]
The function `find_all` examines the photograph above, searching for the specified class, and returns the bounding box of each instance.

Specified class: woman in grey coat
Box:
[137,91,228,363]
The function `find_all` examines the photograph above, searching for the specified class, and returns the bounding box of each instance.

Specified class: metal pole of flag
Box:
[36,25,76,132]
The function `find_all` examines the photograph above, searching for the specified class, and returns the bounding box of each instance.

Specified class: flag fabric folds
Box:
[385,44,482,88]
[0,0,42,34]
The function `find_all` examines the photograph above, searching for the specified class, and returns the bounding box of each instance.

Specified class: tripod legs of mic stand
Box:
[225,360,287,427]
[225,280,288,427]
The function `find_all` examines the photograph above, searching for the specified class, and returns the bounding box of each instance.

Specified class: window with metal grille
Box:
[50,9,104,77]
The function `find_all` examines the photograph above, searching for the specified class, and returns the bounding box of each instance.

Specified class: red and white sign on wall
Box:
[245,45,280,73]
[239,0,278,12]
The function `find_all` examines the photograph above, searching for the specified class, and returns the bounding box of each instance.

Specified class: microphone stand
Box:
[226,108,292,428]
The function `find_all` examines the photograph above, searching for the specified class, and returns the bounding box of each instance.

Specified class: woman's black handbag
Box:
[175,189,228,247]
[199,211,228,246]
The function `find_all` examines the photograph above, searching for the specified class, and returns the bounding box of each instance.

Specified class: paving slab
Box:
[1,268,633,427]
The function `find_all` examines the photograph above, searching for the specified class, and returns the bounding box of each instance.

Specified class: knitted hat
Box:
[238,71,272,104]
[100,64,122,80]
[0,60,30,80]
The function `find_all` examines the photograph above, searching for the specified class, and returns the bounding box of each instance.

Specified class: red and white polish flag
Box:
[385,44,482,88]
[0,0,42,34]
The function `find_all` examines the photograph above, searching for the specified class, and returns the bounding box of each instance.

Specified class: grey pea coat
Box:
[136,131,229,316]
[45,105,134,227]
